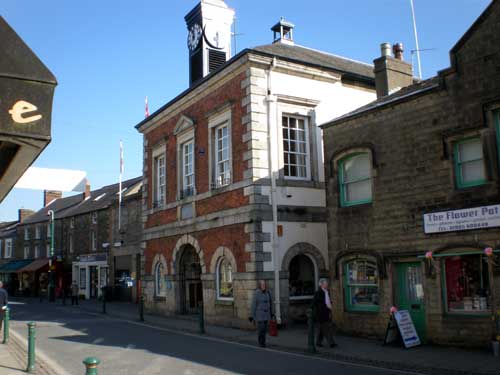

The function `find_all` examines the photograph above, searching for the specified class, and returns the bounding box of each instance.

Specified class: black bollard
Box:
[307,308,316,353]
[198,302,205,334]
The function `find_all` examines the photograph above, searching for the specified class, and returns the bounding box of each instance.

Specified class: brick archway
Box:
[172,234,206,274]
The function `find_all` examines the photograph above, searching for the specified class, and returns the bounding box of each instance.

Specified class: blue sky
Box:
[0,0,491,221]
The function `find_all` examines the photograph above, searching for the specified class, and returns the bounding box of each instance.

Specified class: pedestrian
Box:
[71,281,79,305]
[249,280,274,348]
[312,278,337,348]
[0,281,8,333]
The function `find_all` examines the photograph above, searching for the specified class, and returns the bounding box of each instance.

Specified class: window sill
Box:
[339,201,373,210]
[215,298,234,306]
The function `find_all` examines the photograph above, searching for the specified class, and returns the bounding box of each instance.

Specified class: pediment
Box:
[174,115,195,136]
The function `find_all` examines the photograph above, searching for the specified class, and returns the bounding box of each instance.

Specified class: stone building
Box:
[136,0,376,327]
[321,1,500,347]
[12,177,142,300]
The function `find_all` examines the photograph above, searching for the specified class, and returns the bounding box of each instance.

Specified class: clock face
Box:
[204,23,227,50]
[187,23,203,52]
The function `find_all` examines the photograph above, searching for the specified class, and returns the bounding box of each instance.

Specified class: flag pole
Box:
[118,140,123,231]
[410,0,423,79]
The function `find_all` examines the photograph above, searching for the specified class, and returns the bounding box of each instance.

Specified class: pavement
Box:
[0,343,25,375]
[4,298,500,375]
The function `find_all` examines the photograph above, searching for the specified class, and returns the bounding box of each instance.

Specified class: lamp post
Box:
[47,210,55,302]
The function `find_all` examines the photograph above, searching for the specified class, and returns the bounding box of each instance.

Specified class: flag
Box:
[145,96,150,118]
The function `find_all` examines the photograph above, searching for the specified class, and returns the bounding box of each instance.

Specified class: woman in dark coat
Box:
[312,278,337,348]
[250,280,274,347]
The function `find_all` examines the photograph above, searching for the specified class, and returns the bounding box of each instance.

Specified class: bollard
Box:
[26,322,36,373]
[101,288,106,314]
[83,357,100,375]
[2,307,9,344]
[198,302,205,334]
[139,294,144,322]
[306,308,316,353]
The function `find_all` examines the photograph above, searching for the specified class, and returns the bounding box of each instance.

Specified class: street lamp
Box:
[47,210,55,302]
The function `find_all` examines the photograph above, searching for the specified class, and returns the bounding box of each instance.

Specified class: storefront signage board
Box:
[423,205,500,234]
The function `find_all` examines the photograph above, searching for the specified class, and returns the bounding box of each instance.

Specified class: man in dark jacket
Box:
[250,280,274,347]
[312,278,337,348]
[0,281,8,333]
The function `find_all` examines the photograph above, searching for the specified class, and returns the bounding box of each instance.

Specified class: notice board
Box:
[394,310,421,348]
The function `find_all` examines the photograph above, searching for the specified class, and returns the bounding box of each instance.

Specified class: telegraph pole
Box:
[47,210,55,302]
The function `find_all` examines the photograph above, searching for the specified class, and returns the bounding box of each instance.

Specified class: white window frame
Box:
[34,245,40,259]
[47,222,51,238]
[46,244,50,258]
[151,144,167,209]
[5,239,12,259]
[281,113,311,180]
[208,109,232,190]
[216,257,234,301]
[182,140,195,193]
[91,212,98,224]
[24,246,30,259]
[35,225,41,239]
[70,217,75,229]
[91,231,97,251]
[69,233,74,253]
[176,122,195,199]
[24,227,29,240]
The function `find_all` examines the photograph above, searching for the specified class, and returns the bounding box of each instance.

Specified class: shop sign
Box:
[423,205,500,234]
[394,310,421,348]
[79,254,108,263]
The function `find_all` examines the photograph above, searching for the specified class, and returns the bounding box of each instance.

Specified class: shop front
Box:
[73,253,108,300]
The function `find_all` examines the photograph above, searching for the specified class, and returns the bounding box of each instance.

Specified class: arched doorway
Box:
[289,254,316,299]
[178,245,202,314]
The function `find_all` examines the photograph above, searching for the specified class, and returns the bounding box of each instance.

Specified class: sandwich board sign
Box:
[383,310,421,348]
[394,310,421,348]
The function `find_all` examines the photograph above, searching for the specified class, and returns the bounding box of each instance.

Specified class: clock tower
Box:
[185,0,235,85]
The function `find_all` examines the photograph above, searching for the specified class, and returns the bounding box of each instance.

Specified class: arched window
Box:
[289,254,316,299]
[344,259,379,311]
[216,258,233,300]
[338,153,372,207]
[154,262,166,297]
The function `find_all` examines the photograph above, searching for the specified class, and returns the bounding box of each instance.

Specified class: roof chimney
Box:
[83,181,91,199]
[44,190,62,206]
[18,209,35,223]
[373,42,413,98]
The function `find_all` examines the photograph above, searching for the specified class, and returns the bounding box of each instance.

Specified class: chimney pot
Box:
[43,190,62,207]
[380,42,392,57]
[393,42,404,60]
[18,209,35,223]
[84,182,91,199]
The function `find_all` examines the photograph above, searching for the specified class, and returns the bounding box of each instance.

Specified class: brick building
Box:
[12,177,142,300]
[136,0,377,327]
[321,1,500,347]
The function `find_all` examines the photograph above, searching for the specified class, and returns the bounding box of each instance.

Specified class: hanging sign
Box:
[423,205,500,234]
[394,310,421,348]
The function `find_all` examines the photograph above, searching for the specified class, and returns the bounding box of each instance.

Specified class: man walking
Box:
[250,280,274,348]
[312,278,337,348]
[0,281,8,332]
[71,281,79,305]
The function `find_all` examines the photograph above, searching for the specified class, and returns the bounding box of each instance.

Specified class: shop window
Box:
[344,260,379,312]
[154,262,166,297]
[282,115,310,180]
[338,153,372,207]
[289,254,316,298]
[443,254,490,314]
[216,258,233,300]
[454,138,486,188]
[79,268,86,290]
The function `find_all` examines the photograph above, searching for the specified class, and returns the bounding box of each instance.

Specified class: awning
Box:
[0,259,32,273]
[17,259,49,273]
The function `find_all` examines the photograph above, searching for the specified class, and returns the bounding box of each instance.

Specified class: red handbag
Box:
[269,318,278,337]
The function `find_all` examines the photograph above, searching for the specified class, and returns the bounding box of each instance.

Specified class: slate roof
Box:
[136,42,374,131]
[0,16,57,84]
[21,177,142,224]
[0,221,17,238]
[251,43,374,81]
[321,76,440,128]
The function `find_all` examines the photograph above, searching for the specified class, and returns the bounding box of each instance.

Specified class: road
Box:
[9,300,413,375]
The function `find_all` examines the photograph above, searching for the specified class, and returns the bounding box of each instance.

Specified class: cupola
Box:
[271,18,295,45]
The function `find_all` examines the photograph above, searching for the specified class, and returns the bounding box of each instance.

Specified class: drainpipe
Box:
[265,57,282,324]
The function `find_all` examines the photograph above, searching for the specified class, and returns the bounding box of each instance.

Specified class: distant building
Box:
[321,1,500,347]
[136,0,376,326]
[8,177,142,301]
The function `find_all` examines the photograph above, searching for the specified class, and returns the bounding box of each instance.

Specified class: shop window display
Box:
[444,255,490,313]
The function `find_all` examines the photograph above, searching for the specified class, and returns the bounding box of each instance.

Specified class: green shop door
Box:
[395,262,426,343]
